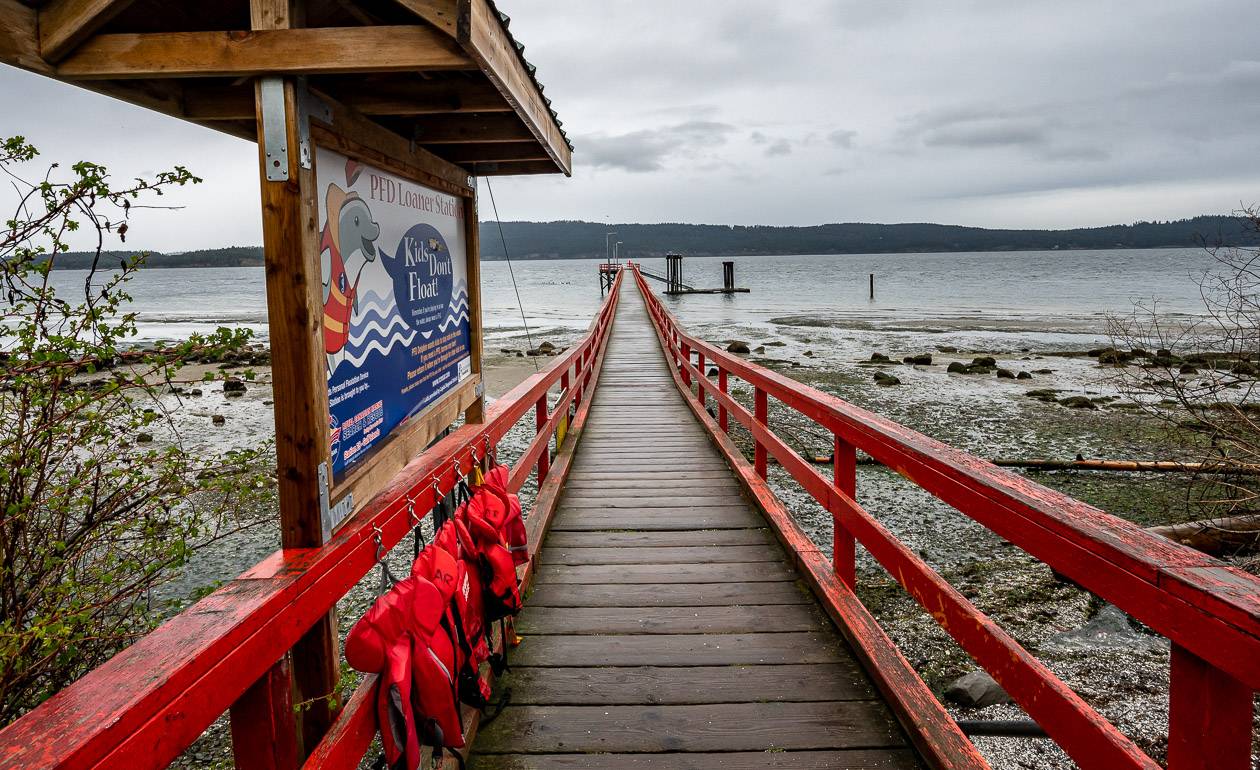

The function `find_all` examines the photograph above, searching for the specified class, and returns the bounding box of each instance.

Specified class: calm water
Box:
[39,247,1220,344]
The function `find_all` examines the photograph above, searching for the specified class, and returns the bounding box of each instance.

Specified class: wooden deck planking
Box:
[471,279,919,768]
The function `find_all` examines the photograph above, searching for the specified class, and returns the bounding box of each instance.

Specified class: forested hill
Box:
[41,215,1258,267]
[477,215,1260,260]
[45,246,264,270]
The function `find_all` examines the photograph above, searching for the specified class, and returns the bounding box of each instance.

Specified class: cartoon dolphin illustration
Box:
[321,183,380,373]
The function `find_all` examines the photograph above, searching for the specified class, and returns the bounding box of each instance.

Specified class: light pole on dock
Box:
[606,231,617,262]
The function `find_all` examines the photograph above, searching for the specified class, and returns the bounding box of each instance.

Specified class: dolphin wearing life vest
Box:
[321,183,380,373]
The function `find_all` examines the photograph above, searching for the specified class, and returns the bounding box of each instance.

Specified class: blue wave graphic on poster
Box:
[341,289,415,369]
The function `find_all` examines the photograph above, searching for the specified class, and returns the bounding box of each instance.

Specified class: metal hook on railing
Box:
[483,434,496,467]
[407,495,426,557]
[371,524,386,563]
[431,475,443,508]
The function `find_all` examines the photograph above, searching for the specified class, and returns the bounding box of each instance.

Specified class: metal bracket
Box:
[297,82,332,171]
[260,77,289,181]
[318,461,354,539]
[475,379,485,398]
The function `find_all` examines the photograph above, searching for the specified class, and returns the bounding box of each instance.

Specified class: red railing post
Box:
[832,434,857,589]
[680,341,692,386]
[718,367,729,432]
[696,351,706,407]
[535,394,550,483]
[754,387,768,478]
[1167,644,1253,770]
[230,657,300,770]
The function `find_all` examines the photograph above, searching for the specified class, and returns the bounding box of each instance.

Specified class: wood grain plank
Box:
[495,664,874,705]
[537,545,781,565]
[526,581,809,608]
[533,562,796,585]
[511,632,844,667]
[544,530,775,548]
[469,750,920,770]
[516,604,824,635]
[474,702,905,753]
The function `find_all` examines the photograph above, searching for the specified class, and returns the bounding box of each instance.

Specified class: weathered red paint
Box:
[832,436,857,590]
[0,272,623,770]
[630,265,1258,770]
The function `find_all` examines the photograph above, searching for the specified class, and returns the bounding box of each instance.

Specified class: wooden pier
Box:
[471,278,915,767]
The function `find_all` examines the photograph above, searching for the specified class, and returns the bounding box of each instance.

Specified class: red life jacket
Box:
[473,466,529,566]
[407,544,467,749]
[345,580,430,770]
[457,503,522,622]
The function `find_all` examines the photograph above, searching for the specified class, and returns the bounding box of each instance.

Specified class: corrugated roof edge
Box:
[486,1,573,152]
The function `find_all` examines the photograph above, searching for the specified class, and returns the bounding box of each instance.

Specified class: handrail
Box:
[630,264,1257,770]
[0,268,624,770]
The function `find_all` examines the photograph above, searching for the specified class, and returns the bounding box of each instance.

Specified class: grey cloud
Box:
[578,121,736,173]
[923,119,1049,149]
[827,129,857,148]
[765,139,792,157]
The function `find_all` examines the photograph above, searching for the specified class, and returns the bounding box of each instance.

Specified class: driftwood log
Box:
[1145,515,1260,555]
[804,454,1260,476]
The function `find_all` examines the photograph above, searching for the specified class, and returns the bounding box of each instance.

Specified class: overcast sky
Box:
[4,0,1259,251]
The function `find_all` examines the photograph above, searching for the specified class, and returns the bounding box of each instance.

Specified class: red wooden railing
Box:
[631,264,1258,770]
[0,269,623,770]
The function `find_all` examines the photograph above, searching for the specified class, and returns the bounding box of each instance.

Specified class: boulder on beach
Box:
[944,670,1013,708]
[212,415,226,425]
[135,432,154,443]
[971,356,997,368]
[936,345,958,353]
[946,362,968,374]
[754,345,766,353]
[727,341,751,354]
[1097,350,1131,365]
[873,372,901,387]
[996,368,1015,379]
[223,377,246,395]
[803,350,814,358]
[903,354,932,366]
[1059,395,1097,409]
[1017,371,1033,380]
[1179,363,1198,375]
[870,352,891,363]
[1025,389,1060,402]
[538,341,556,353]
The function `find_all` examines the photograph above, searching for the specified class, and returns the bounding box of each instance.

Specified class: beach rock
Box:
[873,372,901,387]
[707,367,719,376]
[1097,350,1131,365]
[538,341,556,354]
[1151,354,1181,367]
[946,362,968,374]
[1033,369,1053,375]
[1047,605,1165,654]
[936,345,958,353]
[753,346,766,354]
[212,415,226,425]
[1025,389,1061,402]
[765,340,786,347]
[1232,361,1257,376]
[135,432,154,443]
[189,388,203,396]
[996,368,1016,379]
[500,348,515,354]
[971,356,997,368]
[1157,348,1172,358]
[223,377,246,394]
[1179,363,1198,375]
[1017,371,1033,380]
[944,670,1013,708]
[727,341,751,354]
[803,350,814,358]
[870,353,891,363]
[903,354,932,366]
[1060,395,1097,409]
[516,352,524,357]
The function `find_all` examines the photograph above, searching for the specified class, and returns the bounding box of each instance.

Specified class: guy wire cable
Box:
[484,176,538,372]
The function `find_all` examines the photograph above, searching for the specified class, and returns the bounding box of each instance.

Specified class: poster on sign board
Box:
[316,146,472,477]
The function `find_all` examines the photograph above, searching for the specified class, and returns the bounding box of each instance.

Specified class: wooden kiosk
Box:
[0,0,570,765]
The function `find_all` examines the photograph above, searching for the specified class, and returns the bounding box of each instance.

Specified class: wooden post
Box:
[718,368,729,433]
[869,273,874,300]
[463,187,485,424]
[754,387,768,479]
[535,394,550,482]
[832,434,857,589]
[696,351,706,407]
[242,0,336,760]
[1167,644,1253,770]
[229,656,300,770]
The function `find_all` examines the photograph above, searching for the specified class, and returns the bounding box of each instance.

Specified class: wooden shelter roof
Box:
[0,0,572,176]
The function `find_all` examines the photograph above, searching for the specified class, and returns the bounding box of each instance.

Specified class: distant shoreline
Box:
[44,212,1257,268]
